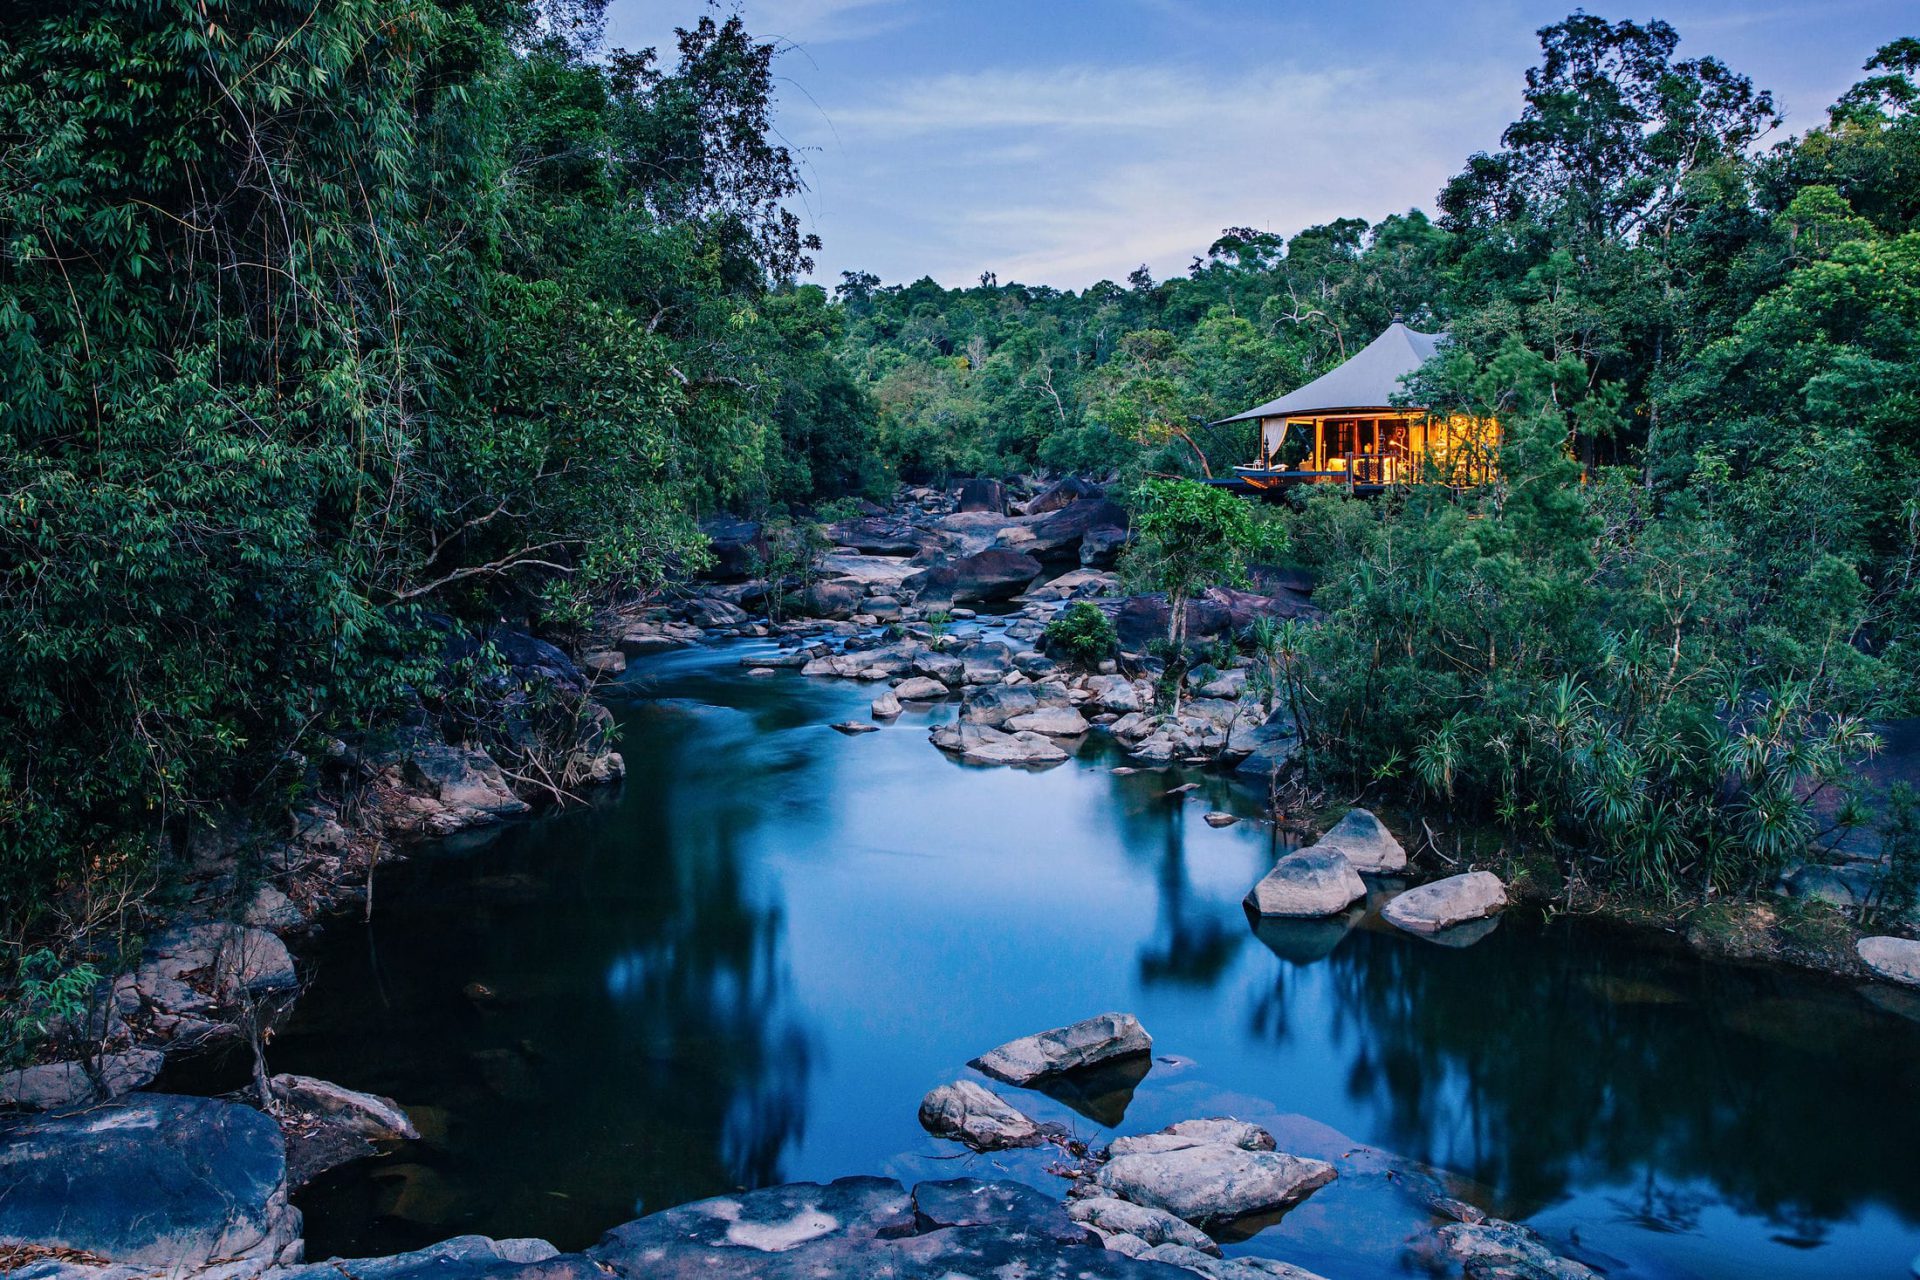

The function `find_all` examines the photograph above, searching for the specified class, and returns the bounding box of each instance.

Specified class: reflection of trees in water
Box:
[1246,918,1920,1235]
[1121,786,1247,988]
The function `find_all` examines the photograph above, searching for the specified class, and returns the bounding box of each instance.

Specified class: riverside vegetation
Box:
[3,0,1919,1111]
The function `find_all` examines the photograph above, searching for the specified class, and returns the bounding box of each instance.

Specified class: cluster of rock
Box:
[1242,809,1510,948]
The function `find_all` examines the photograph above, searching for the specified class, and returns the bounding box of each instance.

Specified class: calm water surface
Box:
[275,632,1920,1279]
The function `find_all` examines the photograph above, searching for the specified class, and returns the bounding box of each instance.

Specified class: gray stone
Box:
[1007,707,1091,737]
[1084,674,1145,713]
[911,652,965,685]
[931,724,1069,766]
[960,640,1016,683]
[1306,808,1405,872]
[0,1049,164,1112]
[892,676,949,701]
[1438,1219,1601,1279]
[270,1073,418,1140]
[0,1096,299,1278]
[960,683,1038,727]
[1094,1142,1336,1227]
[1066,1196,1219,1255]
[917,1081,1044,1150]
[1107,1119,1276,1158]
[581,650,627,676]
[1139,1246,1330,1280]
[1858,936,1920,987]
[1382,871,1509,935]
[1244,848,1367,918]
[871,691,902,719]
[971,1012,1152,1086]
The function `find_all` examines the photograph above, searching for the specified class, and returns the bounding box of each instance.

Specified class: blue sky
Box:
[608,1,1915,289]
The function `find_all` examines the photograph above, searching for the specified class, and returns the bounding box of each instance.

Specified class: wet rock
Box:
[1437,1219,1601,1279]
[959,640,1016,683]
[931,724,1069,766]
[911,1179,1092,1244]
[1244,848,1367,918]
[893,676,950,701]
[1066,1196,1219,1255]
[1305,808,1405,872]
[0,1095,299,1278]
[276,1236,589,1280]
[1140,1244,1330,1279]
[917,1081,1044,1150]
[270,1074,417,1140]
[1382,871,1509,935]
[0,1049,164,1112]
[1094,1139,1335,1227]
[590,1177,914,1274]
[1858,936,1920,987]
[1007,707,1091,737]
[1204,812,1238,828]
[871,691,902,719]
[971,1012,1152,1086]
[831,721,880,736]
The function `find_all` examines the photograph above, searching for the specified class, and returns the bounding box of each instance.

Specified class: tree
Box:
[1121,479,1282,650]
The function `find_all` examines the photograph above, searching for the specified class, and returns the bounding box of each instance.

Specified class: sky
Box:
[607,0,1915,290]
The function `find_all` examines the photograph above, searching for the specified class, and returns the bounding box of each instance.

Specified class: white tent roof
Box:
[1218,322,1446,423]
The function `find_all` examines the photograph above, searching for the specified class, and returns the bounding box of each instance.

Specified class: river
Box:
[267,629,1920,1279]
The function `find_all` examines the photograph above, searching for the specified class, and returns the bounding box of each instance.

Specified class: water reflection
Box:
[272,637,1920,1278]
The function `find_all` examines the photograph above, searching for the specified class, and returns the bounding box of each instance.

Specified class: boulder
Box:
[870,691,902,719]
[1022,477,1105,517]
[699,517,764,581]
[1025,499,1130,562]
[917,1082,1044,1151]
[685,596,753,629]
[402,744,531,830]
[1094,1141,1336,1227]
[1244,848,1367,918]
[1438,1219,1601,1280]
[1108,1119,1276,1158]
[0,1049,164,1112]
[1139,1245,1330,1279]
[1307,808,1406,872]
[1382,871,1508,935]
[269,1074,418,1140]
[826,518,928,557]
[893,676,951,701]
[1006,707,1090,737]
[143,922,298,1001]
[911,652,965,685]
[1083,674,1145,714]
[1080,526,1131,568]
[0,1095,299,1277]
[931,724,1069,766]
[960,684,1038,728]
[959,640,1016,683]
[970,1012,1151,1086]
[905,549,1043,605]
[581,650,626,676]
[910,1179,1092,1244]
[792,581,863,620]
[1858,936,1920,987]
[1065,1196,1218,1255]
[956,478,1009,514]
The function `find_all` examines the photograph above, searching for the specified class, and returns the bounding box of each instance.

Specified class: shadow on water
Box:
[271,637,1920,1277]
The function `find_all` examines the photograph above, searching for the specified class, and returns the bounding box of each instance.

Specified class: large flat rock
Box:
[0,1095,298,1277]
[1381,871,1508,935]
[277,1236,594,1280]
[971,1012,1152,1085]
[1094,1141,1336,1227]
[1858,936,1920,987]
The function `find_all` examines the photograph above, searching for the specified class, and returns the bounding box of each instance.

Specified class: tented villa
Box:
[1217,321,1499,492]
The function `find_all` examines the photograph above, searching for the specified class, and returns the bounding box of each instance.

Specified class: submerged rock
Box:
[1244,848,1367,918]
[0,1095,299,1278]
[1305,808,1405,872]
[917,1081,1044,1151]
[1382,871,1508,935]
[1858,936,1920,987]
[971,1012,1152,1086]
[1438,1219,1601,1279]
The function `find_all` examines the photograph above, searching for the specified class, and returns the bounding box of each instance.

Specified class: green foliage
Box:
[1042,602,1119,669]
[2,950,101,1066]
[1121,478,1285,645]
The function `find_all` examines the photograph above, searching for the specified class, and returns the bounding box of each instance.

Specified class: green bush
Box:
[1043,602,1119,669]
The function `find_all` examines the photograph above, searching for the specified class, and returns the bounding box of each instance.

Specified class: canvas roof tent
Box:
[1218,321,1446,423]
